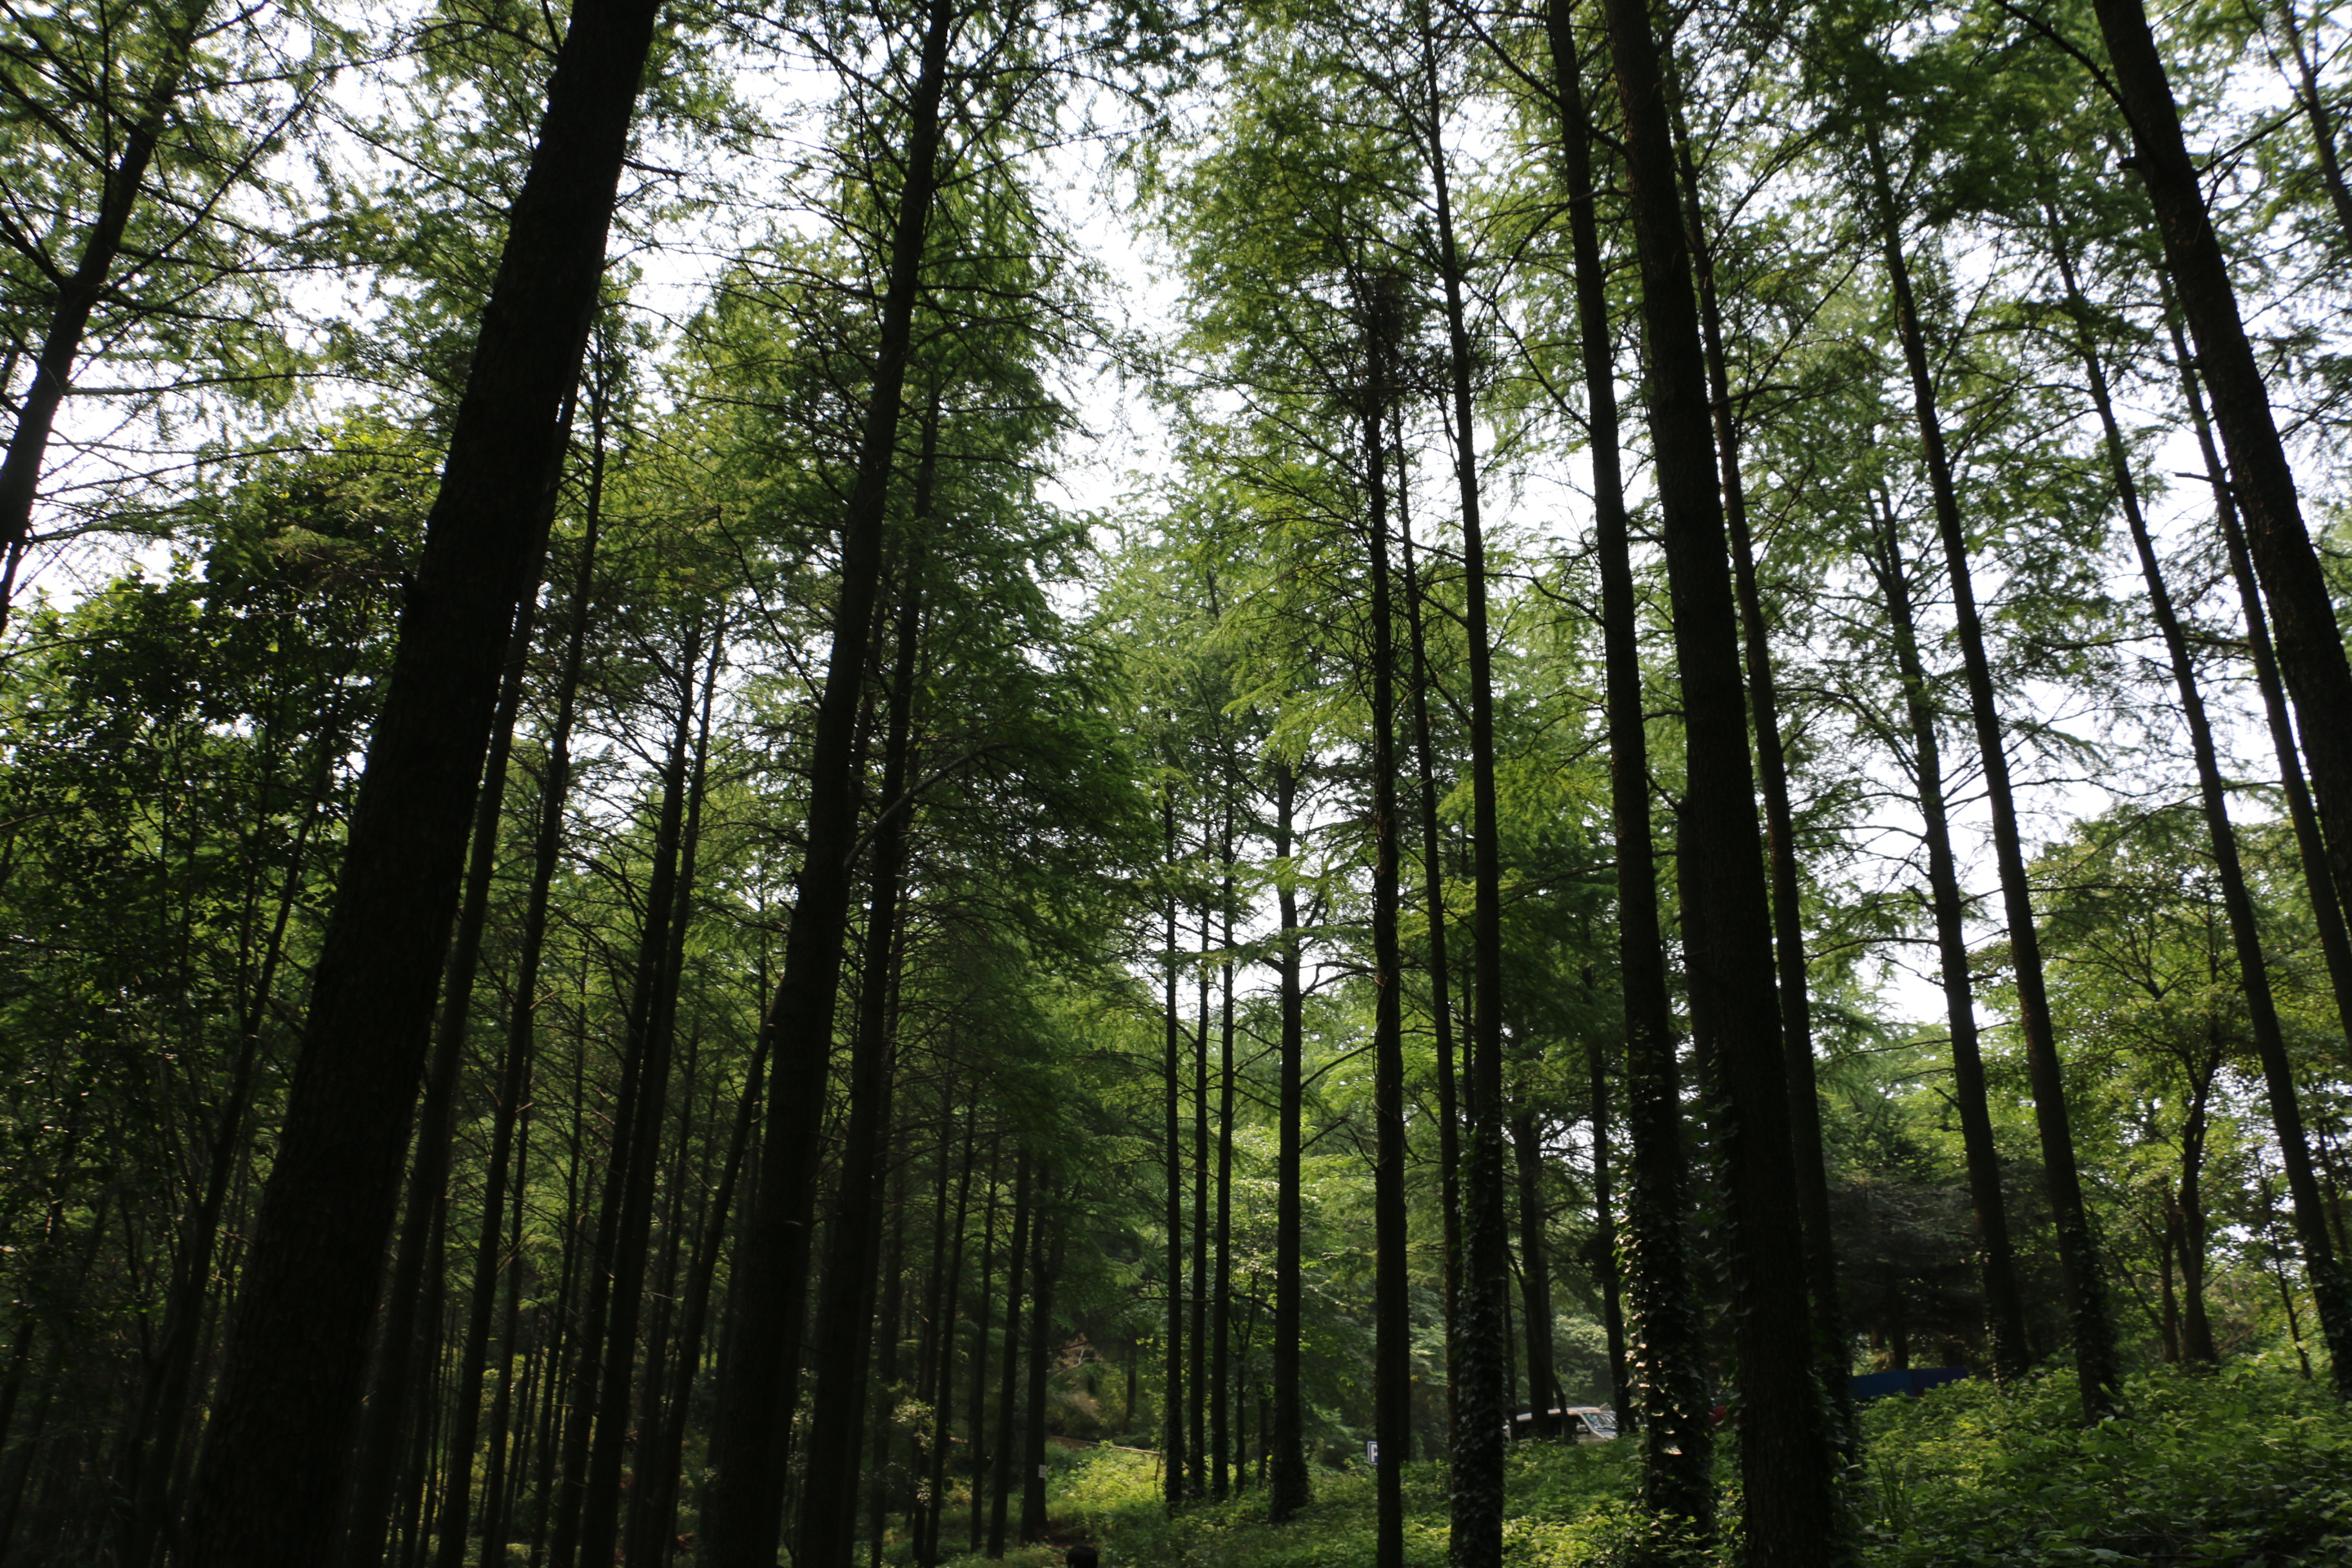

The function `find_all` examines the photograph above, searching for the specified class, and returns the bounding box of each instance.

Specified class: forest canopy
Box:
[1,0,2350,1563]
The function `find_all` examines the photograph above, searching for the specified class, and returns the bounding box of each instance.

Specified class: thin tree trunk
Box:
[801,548,927,1568]
[1545,0,1711,1524]
[1865,492,2032,1380]
[1019,1195,1062,1542]
[183,1,665,1556]
[2055,240,2352,1392]
[1585,1037,1629,1431]
[1601,0,1838,1553]
[1268,761,1310,1521]
[574,622,714,1568]
[1190,861,1211,1501]
[965,1138,1001,1555]
[1863,128,2119,1417]
[2092,0,2352,995]
[348,554,551,1568]
[1211,821,1237,1504]
[917,1104,977,1565]
[433,420,607,1568]
[1361,280,1410,1568]
[867,1157,909,1568]
[2165,306,2352,1048]
[987,1159,1032,1558]
[1416,24,1512,1564]
[1510,1112,1555,1436]
[0,0,211,622]
[1397,457,1462,1460]
[701,0,957,1551]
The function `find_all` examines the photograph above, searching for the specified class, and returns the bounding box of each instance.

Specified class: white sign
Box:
[1366,1439,1378,1465]
[1038,1464,1050,1479]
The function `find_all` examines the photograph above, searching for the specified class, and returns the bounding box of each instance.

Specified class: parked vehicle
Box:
[1508,1406,1619,1444]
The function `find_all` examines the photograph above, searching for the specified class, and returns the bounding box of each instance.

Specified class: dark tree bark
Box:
[1212,821,1237,1503]
[1360,276,1411,1568]
[1672,112,1848,1450]
[700,0,957,1552]
[1268,761,1310,1521]
[867,1159,910,1568]
[2053,244,2352,1393]
[1545,0,1712,1525]
[181,1,665,1558]
[2090,0,2352,1024]
[917,1106,978,1565]
[1865,493,2032,1380]
[2165,308,2352,1050]
[0,0,211,622]
[1397,469,1462,1458]
[988,1158,1032,1557]
[1416,30,1512,1567]
[1863,130,2120,1416]
[1510,1112,1556,1436]
[1019,1195,1062,1542]
[1162,793,1189,1513]
[1191,858,1211,1501]
[1600,0,1839,1554]
[801,549,927,1568]
[431,426,606,1568]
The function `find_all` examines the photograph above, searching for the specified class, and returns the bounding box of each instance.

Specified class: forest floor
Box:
[929,1357,2352,1566]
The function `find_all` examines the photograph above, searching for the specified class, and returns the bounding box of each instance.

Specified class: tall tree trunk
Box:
[347,544,551,1568]
[433,430,607,1568]
[1397,464,1463,1458]
[1416,24,1512,1565]
[1865,491,2032,1380]
[1190,862,1211,1501]
[1601,0,1838,1554]
[1863,128,2120,1417]
[1161,792,1188,1513]
[2091,0,2352,980]
[2055,240,2352,1393]
[801,547,927,1568]
[182,1,664,1557]
[917,1104,977,1565]
[1268,761,1310,1521]
[965,1138,1002,1555]
[0,0,211,622]
[1545,0,1711,1525]
[1510,1112,1556,1435]
[1672,108,1848,1449]
[1211,824,1237,1504]
[700,1,956,1552]
[2164,306,2352,1048]
[987,1158,1032,1558]
[2179,1044,2219,1367]
[575,622,715,1568]
[1361,280,1411,1568]
[867,1159,910,1568]
[1020,1197,1063,1542]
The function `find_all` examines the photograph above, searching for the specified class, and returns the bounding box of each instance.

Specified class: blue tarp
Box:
[1848,1366,1969,1402]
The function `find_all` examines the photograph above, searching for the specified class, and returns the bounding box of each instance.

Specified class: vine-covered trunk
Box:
[1602,0,1840,1555]
[1546,0,1712,1526]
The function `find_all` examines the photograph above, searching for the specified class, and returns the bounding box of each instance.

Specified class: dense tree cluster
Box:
[0,0,2347,1562]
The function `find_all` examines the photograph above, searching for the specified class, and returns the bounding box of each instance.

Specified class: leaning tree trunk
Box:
[2091,0,2352,977]
[1545,0,1711,1527]
[1601,0,1839,1556]
[699,1,956,1554]
[1863,128,2121,1416]
[2165,306,2352,1051]
[2056,242,2352,1396]
[181,1,665,1559]
[0,0,211,625]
